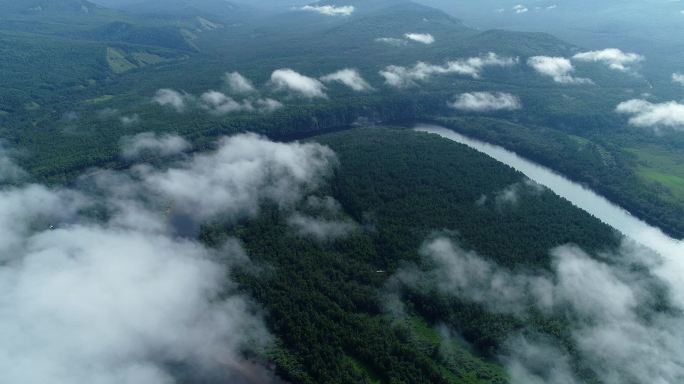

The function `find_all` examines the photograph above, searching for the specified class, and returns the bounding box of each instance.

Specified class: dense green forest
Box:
[1,1,683,383]
[1,0,682,238]
[429,116,684,238]
[197,127,622,383]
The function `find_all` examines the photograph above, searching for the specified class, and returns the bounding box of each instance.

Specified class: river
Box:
[415,124,684,305]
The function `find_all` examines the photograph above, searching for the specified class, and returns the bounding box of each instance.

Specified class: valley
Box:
[0,1,683,383]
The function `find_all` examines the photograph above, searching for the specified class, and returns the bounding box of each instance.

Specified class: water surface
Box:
[415,124,684,303]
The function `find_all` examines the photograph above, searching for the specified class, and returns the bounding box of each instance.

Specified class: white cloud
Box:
[527,56,593,84]
[120,114,140,126]
[62,111,79,122]
[152,89,189,112]
[0,218,269,384]
[673,73,684,86]
[449,92,522,112]
[376,33,435,46]
[513,4,528,13]
[502,335,579,384]
[491,179,545,206]
[287,213,358,242]
[300,4,354,16]
[0,145,27,183]
[303,195,343,212]
[320,69,373,91]
[0,132,338,384]
[396,237,684,384]
[199,91,283,115]
[375,37,408,47]
[120,132,191,160]
[96,109,142,127]
[572,48,644,72]
[139,133,336,223]
[616,99,684,130]
[270,69,327,98]
[380,53,518,88]
[224,71,256,94]
[97,107,119,119]
[254,97,284,113]
[154,87,281,116]
[404,33,435,45]
[286,195,358,241]
[0,135,334,384]
[199,90,251,115]
[0,185,87,260]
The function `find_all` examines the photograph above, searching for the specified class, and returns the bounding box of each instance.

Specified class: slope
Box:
[199,127,620,383]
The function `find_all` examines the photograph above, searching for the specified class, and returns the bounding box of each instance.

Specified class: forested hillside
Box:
[1,1,683,383]
[1,0,681,239]
[197,127,622,383]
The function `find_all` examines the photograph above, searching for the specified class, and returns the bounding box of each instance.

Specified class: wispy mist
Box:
[0,132,338,384]
[380,53,518,88]
[390,235,684,384]
[527,56,593,84]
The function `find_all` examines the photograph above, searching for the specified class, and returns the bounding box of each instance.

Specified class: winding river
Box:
[415,124,684,304]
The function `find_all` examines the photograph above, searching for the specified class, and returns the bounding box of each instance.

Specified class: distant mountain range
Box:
[0,0,103,14]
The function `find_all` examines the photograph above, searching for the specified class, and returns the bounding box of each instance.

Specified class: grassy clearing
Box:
[406,316,507,384]
[106,47,137,74]
[568,134,591,146]
[628,147,684,200]
[132,51,167,66]
[639,169,684,199]
[82,94,115,104]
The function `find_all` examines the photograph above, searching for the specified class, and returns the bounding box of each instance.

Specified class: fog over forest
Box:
[1,0,684,383]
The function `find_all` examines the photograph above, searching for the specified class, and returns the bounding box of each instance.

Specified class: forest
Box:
[1,1,683,383]
[197,127,623,383]
[1,0,682,239]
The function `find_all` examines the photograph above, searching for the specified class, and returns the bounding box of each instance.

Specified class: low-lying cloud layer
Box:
[200,91,282,115]
[616,99,684,130]
[0,133,338,384]
[0,145,27,183]
[271,69,328,98]
[141,133,336,222]
[393,236,684,384]
[299,4,354,16]
[120,113,141,126]
[376,33,435,47]
[573,48,644,72]
[527,56,593,84]
[94,108,142,127]
[288,213,358,241]
[120,132,191,160]
[404,33,435,45]
[153,89,190,112]
[224,71,256,94]
[375,37,408,47]
[380,53,518,88]
[156,69,374,107]
[513,4,528,14]
[493,179,545,206]
[673,73,684,86]
[154,73,283,116]
[287,195,359,242]
[527,49,643,84]
[320,68,373,91]
[449,92,522,112]
[500,4,557,14]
